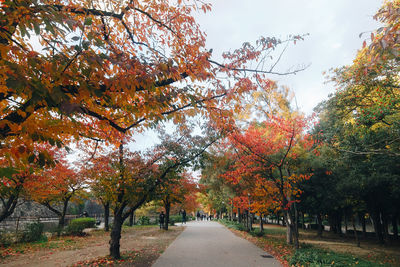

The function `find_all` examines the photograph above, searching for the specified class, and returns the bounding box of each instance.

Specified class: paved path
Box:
[152,221,281,267]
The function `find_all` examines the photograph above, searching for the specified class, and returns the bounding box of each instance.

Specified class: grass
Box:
[0,230,99,260]
[219,219,399,267]
[288,245,388,267]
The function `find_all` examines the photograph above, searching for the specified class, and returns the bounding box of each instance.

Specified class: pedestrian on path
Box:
[180,209,187,224]
[196,211,200,221]
[159,211,165,229]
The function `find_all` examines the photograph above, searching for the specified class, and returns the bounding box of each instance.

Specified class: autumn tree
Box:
[85,154,116,232]
[223,111,313,248]
[27,157,86,231]
[0,143,54,222]
[2,0,306,258]
[156,172,196,230]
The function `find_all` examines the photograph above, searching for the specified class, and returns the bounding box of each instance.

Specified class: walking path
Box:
[152,220,281,267]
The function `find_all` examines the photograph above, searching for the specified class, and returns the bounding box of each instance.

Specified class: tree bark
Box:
[109,143,126,259]
[59,197,70,229]
[104,202,110,232]
[238,208,241,223]
[284,211,293,245]
[316,213,323,237]
[352,213,360,247]
[294,204,299,249]
[392,213,398,240]
[382,212,390,243]
[109,209,123,259]
[0,185,22,223]
[359,213,366,238]
[249,212,253,231]
[260,214,264,232]
[129,210,134,226]
[164,201,171,230]
[371,211,384,244]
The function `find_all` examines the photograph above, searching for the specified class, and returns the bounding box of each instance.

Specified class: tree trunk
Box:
[302,212,305,230]
[104,202,110,232]
[246,210,250,231]
[359,213,366,239]
[294,204,299,249]
[260,214,264,232]
[316,213,323,237]
[371,211,384,244]
[109,210,123,259]
[382,212,390,243]
[164,201,170,230]
[109,143,125,259]
[392,213,398,240]
[59,196,72,230]
[238,208,241,223]
[352,213,360,247]
[344,211,348,235]
[0,186,22,223]
[284,211,293,245]
[129,210,134,226]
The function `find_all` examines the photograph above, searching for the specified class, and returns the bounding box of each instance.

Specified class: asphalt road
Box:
[152,220,281,267]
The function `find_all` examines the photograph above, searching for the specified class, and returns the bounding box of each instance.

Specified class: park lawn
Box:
[0,225,184,266]
[219,219,400,267]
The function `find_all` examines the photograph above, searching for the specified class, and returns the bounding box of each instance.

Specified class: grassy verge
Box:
[219,219,398,267]
[0,233,96,260]
[72,226,184,266]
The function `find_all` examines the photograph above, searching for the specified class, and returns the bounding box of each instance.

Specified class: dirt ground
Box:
[0,226,184,267]
[258,223,400,263]
[299,228,400,262]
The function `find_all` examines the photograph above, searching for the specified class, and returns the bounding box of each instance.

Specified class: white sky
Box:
[195,0,382,114]
[131,0,383,151]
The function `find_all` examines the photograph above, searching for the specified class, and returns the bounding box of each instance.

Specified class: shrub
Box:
[138,216,150,225]
[19,222,45,243]
[71,218,96,228]
[288,247,379,267]
[65,217,96,236]
[249,229,265,237]
[219,219,246,231]
[0,231,14,247]
[169,214,186,225]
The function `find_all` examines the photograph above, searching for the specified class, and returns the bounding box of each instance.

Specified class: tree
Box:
[157,172,196,230]
[225,113,313,248]
[27,157,85,231]
[2,0,306,258]
[86,154,116,232]
[0,143,53,222]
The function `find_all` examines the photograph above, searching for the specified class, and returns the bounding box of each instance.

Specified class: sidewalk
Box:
[152,220,281,267]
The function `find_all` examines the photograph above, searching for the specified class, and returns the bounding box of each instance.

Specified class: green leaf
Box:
[28,154,35,164]
[0,167,18,179]
[84,17,92,26]
[33,23,41,35]
[6,78,24,91]
[38,153,46,167]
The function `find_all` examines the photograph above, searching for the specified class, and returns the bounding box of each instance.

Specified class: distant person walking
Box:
[196,211,200,221]
[181,209,187,224]
[159,211,165,229]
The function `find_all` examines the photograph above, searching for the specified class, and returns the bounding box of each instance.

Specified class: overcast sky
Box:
[195,0,382,114]
[130,0,383,152]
